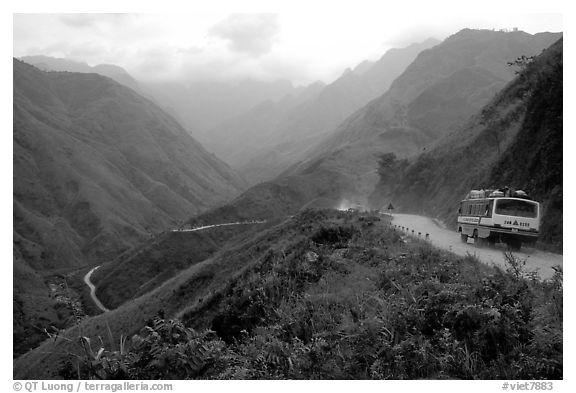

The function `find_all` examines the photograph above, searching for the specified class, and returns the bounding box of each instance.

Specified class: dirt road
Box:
[172,220,266,232]
[391,213,562,280]
[86,220,267,312]
[83,266,110,313]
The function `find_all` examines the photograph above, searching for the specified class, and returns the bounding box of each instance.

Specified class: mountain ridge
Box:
[176,29,562,234]
[20,55,141,92]
[369,38,563,249]
[13,58,246,354]
[284,29,561,195]
[207,39,441,184]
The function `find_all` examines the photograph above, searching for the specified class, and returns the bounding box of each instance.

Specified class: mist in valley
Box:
[12,10,564,382]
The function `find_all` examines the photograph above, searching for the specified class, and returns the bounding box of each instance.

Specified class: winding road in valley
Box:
[84,220,267,312]
[85,213,561,313]
[391,213,562,280]
[83,266,110,313]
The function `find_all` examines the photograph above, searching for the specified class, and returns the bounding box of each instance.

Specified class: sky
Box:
[12,8,563,86]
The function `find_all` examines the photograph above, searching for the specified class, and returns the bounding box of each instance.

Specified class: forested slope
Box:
[370,39,562,250]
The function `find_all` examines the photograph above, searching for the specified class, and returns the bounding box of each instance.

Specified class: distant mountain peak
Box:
[352,60,375,75]
[20,55,140,91]
[443,27,537,43]
[285,29,562,199]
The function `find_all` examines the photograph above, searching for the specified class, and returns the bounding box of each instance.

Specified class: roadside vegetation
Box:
[369,39,563,253]
[56,210,562,380]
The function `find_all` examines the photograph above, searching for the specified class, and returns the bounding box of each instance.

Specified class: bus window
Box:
[495,199,537,218]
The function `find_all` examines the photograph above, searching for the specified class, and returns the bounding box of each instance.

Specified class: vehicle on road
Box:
[457,188,540,250]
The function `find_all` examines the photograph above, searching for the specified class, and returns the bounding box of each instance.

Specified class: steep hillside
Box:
[370,38,563,249]
[287,29,561,195]
[93,220,278,310]
[19,56,189,127]
[13,59,246,354]
[184,162,358,227]
[86,161,363,314]
[147,31,562,249]
[14,210,562,379]
[206,39,440,183]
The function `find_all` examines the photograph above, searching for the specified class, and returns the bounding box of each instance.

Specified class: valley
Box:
[14,210,562,380]
[84,220,269,314]
[12,57,247,356]
[81,212,563,321]
[13,18,563,381]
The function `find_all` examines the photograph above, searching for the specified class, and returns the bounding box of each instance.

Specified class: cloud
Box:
[58,13,133,29]
[59,14,100,28]
[209,14,279,57]
[67,42,111,59]
[13,13,563,86]
[177,46,204,55]
[132,46,177,77]
[382,25,447,49]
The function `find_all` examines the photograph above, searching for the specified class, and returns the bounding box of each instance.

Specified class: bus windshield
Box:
[495,199,537,218]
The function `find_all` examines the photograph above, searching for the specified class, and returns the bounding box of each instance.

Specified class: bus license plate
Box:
[511,228,518,232]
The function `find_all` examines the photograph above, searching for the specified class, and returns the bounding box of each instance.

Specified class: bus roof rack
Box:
[512,190,530,199]
[465,187,532,200]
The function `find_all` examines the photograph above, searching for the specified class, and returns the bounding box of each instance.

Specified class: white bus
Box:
[457,189,540,250]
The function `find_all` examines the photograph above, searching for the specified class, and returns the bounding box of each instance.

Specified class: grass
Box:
[92,220,277,309]
[15,209,562,380]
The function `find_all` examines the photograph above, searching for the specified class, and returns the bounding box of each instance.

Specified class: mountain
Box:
[351,59,375,75]
[13,59,246,354]
[369,38,563,249]
[144,78,304,143]
[13,33,563,380]
[82,158,351,315]
[197,82,326,184]
[284,29,561,196]
[19,56,317,146]
[20,55,141,92]
[153,29,562,230]
[204,39,441,184]
[18,56,201,132]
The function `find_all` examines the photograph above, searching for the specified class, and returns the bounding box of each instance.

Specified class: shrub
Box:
[58,210,561,380]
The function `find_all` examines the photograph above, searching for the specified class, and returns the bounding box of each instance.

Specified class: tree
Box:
[507,55,535,74]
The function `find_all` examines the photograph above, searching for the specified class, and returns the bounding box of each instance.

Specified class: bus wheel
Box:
[507,239,522,251]
[474,230,488,247]
[473,231,484,247]
[460,233,468,243]
[487,237,496,248]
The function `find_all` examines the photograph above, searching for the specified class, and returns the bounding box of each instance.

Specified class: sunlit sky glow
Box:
[13,9,562,85]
